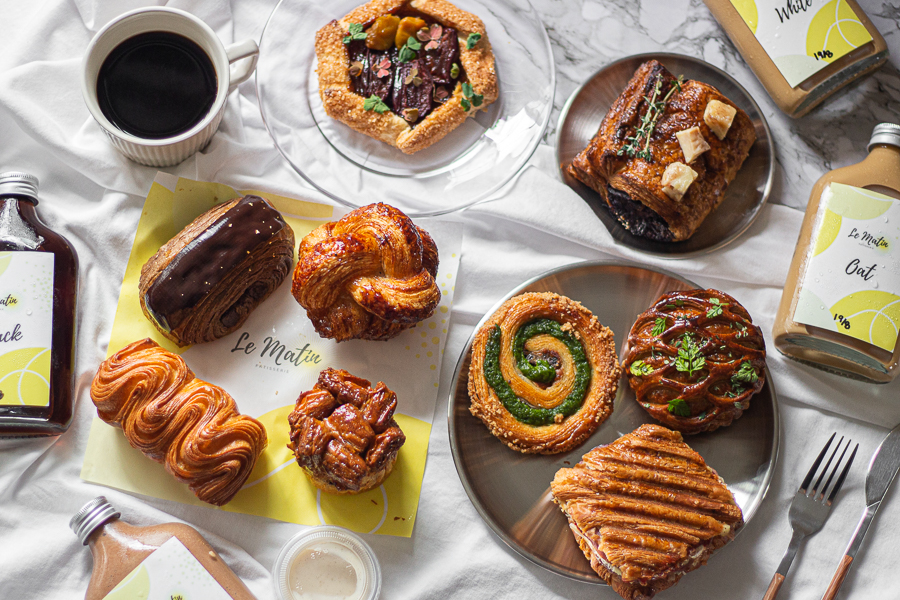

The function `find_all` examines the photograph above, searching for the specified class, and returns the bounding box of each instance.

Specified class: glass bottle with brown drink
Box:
[774,123,900,382]
[70,497,257,599]
[0,172,78,436]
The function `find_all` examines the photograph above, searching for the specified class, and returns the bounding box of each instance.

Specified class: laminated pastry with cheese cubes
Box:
[566,60,756,242]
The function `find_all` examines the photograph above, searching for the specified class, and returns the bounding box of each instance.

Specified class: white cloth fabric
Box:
[2,1,900,599]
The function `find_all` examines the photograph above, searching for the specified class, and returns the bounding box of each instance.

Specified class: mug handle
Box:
[225,39,260,93]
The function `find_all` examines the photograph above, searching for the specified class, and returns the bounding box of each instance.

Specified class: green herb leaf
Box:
[471,93,484,107]
[462,82,474,97]
[398,36,421,63]
[630,360,653,377]
[450,62,460,79]
[343,23,368,44]
[651,317,666,337]
[674,334,706,377]
[466,32,482,49]
[731,362,758,385]
[363,95,390,114]
[461,98,471,111]
[667,398,691,417]
[707,304,723,318]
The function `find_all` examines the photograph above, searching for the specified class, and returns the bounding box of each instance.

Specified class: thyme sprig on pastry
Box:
[618,73,684,161]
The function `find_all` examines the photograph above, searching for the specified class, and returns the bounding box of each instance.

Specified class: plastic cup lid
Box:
[272,525,381,600]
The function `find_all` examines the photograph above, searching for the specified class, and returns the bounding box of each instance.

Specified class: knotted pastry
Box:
[292,203,440,341]
[316,0,498,154]
[551,424,743,600]
[287,368,406,494]
[566,60,756,242]
[623,289,766,435]
[90,339,267,506]
[140,195,295,347]
[468,292,620,454]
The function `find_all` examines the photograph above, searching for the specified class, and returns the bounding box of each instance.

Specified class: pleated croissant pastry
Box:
[140,195,295,347]
[90,339,268,506]
[292,203,440,341]
[468,292,620,454]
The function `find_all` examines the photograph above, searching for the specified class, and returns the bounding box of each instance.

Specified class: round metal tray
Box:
[448,260,779,583]
[557,53,774,259]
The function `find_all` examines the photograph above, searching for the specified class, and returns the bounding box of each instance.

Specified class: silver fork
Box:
[762,433,859,600]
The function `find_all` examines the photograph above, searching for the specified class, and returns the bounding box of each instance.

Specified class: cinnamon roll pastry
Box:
[90,339,268,506]
[287,368,406,494]
[140,195,295,347]
[551,424,743,600]
[292,203,440,341]
[623,289,766,435]
[467,292,620,454]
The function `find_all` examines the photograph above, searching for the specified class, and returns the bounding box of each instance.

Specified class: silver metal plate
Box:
[448,261,780,583]
[556,53,774,259]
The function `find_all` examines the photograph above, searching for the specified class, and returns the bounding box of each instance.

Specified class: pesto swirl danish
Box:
[468,292,620,454]
[139,195,295,347]
[90,339,268,506]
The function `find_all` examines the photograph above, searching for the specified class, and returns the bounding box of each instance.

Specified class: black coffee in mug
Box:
[97,31,217,139]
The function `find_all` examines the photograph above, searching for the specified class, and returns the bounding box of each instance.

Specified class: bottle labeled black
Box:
[0,172,77,436]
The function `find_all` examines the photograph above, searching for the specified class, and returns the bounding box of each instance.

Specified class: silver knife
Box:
[821,423,900,600]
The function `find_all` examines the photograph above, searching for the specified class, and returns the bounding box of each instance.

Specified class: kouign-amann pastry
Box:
[139,195,295,347]
[566,60,756,242]
[292,202,440,342]
[315,0,498,154]
[90,339,268,506]
[550,424,743,600]
[287,368,406,494]
[468,292,620,454]
[623,289,766,435]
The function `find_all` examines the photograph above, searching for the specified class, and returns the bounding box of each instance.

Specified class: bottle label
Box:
[729,0,874,87]
[794,183,900,352]
[103,537,233,600]
[0,251,54,407]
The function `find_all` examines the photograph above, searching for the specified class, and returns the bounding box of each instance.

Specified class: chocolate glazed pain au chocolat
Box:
[140,195,295,347]
[90,339,267,506]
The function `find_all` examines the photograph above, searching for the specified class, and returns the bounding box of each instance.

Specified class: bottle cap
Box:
[0,172,39,198]
[70,497,121,545]
[868,123,900,152]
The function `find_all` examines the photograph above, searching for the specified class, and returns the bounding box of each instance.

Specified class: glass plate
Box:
[256,0,555,217]
[448,260,780,583]
[557,53,774,258]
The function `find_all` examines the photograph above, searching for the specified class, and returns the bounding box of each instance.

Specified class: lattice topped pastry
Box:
[468,292,620,454]
[315,0,498,154]
[287,368,406,494]
[623,289,766,435]
[551,424,743,600]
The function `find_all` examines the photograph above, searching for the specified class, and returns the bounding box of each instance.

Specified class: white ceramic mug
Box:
[82,7,259,167]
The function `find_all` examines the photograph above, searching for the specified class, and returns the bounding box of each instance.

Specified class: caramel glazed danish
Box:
[90,339,268,506]
[468,292,621,454]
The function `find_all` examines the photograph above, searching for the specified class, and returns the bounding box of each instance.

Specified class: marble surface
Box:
[2,2,900,600]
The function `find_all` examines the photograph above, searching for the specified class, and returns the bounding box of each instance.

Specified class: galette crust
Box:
[315,0,499,154]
